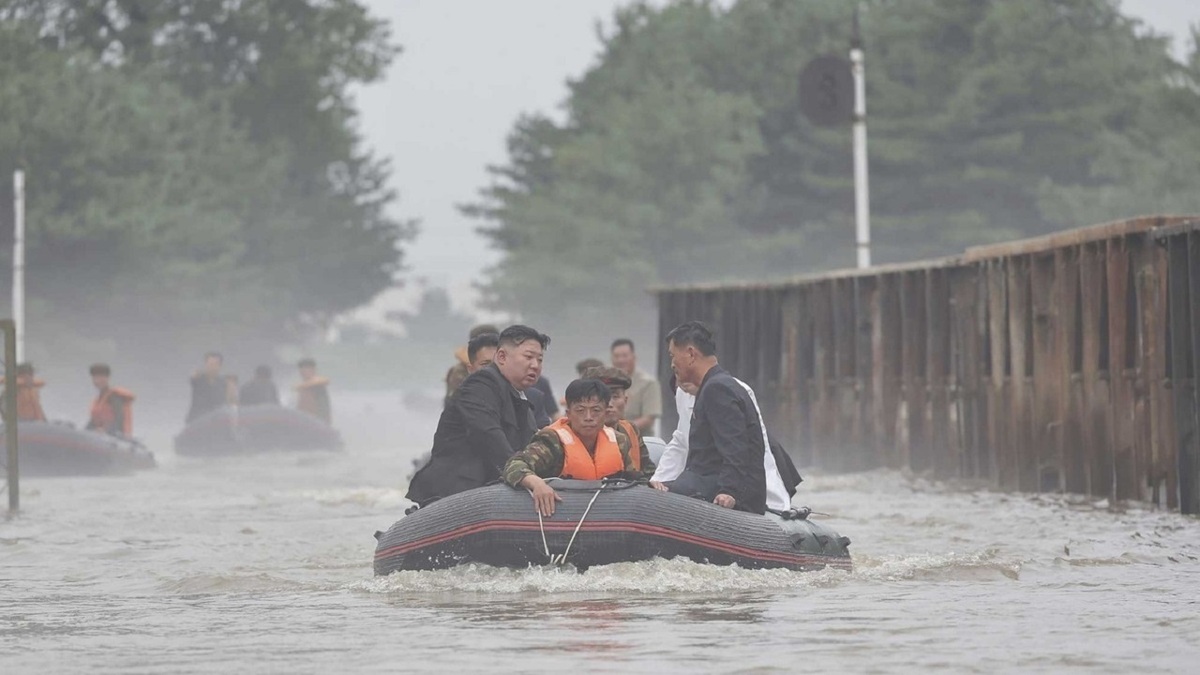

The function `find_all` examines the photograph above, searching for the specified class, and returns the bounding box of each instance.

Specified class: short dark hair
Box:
[254,365,273,379]
[89,363,111,376]
[499,325,550,351]
[564,378,612,407]
[204,351,223,363]
[468,332,500,363]
[16,362,34,376]
[665,320,716,356]
[610,338,635,353]
[297,357,316,368]
[469,323,499,340]
[575,357,604,376]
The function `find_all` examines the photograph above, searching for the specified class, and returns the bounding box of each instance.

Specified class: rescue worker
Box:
[503,378,638,516]
[187,352,231,423]
[239,365,280,406]
[583,366,656,478]
[445,323,500,406]
[6,362,47,422]
[407,325,550,507]
[86,363,135,436]
[295,358,332,424]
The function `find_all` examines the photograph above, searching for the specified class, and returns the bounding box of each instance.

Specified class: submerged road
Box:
[2,391,1198,673]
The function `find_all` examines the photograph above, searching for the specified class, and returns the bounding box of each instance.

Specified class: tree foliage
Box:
[0,0,410,368]
[468,0,1200,343]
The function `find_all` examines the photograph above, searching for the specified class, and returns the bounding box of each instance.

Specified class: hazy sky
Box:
[354,0,1199,323]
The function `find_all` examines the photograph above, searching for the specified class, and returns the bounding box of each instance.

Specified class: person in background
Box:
[610,338,661,436]
[657,321,767,514]
[239,365,280,406]
[186,352,230,423]
[86,363,135,436]
[407,325,549,507]
[466,332,499,375]
[445,324,500,406]
[295,358,332,424]
[575,358,604,377]
[502,379,638,517]
[583,366,656,478]
[6,362,47,422]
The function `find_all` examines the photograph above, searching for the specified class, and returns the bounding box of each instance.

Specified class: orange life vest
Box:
[550,417,625,480]
[16,378,46,422]
[616,419,642,472]
[90,387,135,435]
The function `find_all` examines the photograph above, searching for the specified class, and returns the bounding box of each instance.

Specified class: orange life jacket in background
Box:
[616,419,642,472]
[15,378,46,422]
[551,417,625,480]
[90,387,135,435]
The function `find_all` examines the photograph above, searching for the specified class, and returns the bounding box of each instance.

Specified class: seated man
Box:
[583,366,656,478]
[407,325,550,506]
[660,320,768,514]
[86,363,136,436]
[239,365,280,406]
[503,379,638,516]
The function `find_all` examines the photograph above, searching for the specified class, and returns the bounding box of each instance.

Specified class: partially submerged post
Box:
[2,319,17,514]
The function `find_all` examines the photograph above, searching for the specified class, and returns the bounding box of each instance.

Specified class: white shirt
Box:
[651,378,792,511]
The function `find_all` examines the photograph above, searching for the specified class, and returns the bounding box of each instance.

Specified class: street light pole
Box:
[850,8,871,269]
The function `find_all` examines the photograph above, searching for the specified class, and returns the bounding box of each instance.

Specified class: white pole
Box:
[851,32,871,268]
[13,170,25,363]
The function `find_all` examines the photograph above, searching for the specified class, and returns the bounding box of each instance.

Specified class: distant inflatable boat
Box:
[374,479,851,574]
[0,420,155,477]
[174,404,342,456]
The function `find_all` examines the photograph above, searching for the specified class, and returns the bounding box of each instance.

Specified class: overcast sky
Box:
[354,0,1199,323]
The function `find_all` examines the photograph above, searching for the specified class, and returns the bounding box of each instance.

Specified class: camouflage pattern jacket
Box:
[503,424,637,487]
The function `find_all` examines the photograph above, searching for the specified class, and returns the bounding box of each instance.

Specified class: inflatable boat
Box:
[174,404,342,456]
[374,479,851,574]
[0,420,155,476]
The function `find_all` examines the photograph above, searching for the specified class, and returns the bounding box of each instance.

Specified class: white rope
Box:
[551,488,603,566]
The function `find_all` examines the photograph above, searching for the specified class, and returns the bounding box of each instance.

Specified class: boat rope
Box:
[552,487,603,566]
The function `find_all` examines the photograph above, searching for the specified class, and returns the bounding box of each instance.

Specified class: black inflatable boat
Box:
[374,479,851,574]
[0,420,155,476]
[174,404,342,456]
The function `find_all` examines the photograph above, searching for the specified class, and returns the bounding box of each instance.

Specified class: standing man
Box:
[658,321,767,514]
[610,338,661,436]
[239,366,281,406]
[187,352,230,423]
[6,362,47,422]
[407,325,550,507]
[86,364,135,436]
[295,358,332,424]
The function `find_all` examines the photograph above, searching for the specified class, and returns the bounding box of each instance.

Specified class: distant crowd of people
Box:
[410,320,801,516]
[1,353,334,439]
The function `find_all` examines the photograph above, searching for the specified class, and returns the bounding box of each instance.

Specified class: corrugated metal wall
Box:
[656,216,1200,513]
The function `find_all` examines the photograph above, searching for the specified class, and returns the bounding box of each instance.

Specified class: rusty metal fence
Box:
[656,216,1200,513]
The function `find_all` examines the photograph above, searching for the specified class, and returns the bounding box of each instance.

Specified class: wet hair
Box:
[498,325,550,351]
[254,365,273,379]
[665,320,717,357]
[564,378,612,407]
[610,338,635,353]
[89,363,111,376]
[204,351,223,363]
[575,357,604,376]
[16,362,34,376]
[469,323,500,340]
[297,357,316,369]
[467,332,500,363]
[582,366,631,391]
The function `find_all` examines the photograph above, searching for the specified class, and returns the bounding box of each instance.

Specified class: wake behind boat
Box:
[374,479,851,574]
[174,404,342,456]
[1,420,155,477]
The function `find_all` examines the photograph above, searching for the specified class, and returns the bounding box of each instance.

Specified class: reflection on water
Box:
[1,391,1199,673]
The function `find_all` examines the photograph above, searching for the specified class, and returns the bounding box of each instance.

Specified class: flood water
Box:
[3,390,1199,673]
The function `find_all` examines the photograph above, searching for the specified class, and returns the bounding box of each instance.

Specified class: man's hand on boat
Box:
[519,475,563,516]
[713,493,736,509]
[648,480,669,492]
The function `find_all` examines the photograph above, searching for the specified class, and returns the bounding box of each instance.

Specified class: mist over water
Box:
[1,391,1197,673]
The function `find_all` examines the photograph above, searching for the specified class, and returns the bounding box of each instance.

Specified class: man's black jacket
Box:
[406,363,538,506]
[686,364,767,514]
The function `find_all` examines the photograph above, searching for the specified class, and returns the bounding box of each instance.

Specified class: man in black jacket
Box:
[662,321,767,515]
[406,325,551,506]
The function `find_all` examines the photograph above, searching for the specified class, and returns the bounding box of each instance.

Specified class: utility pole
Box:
[850,7,871,269]
[13,170,24,362]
